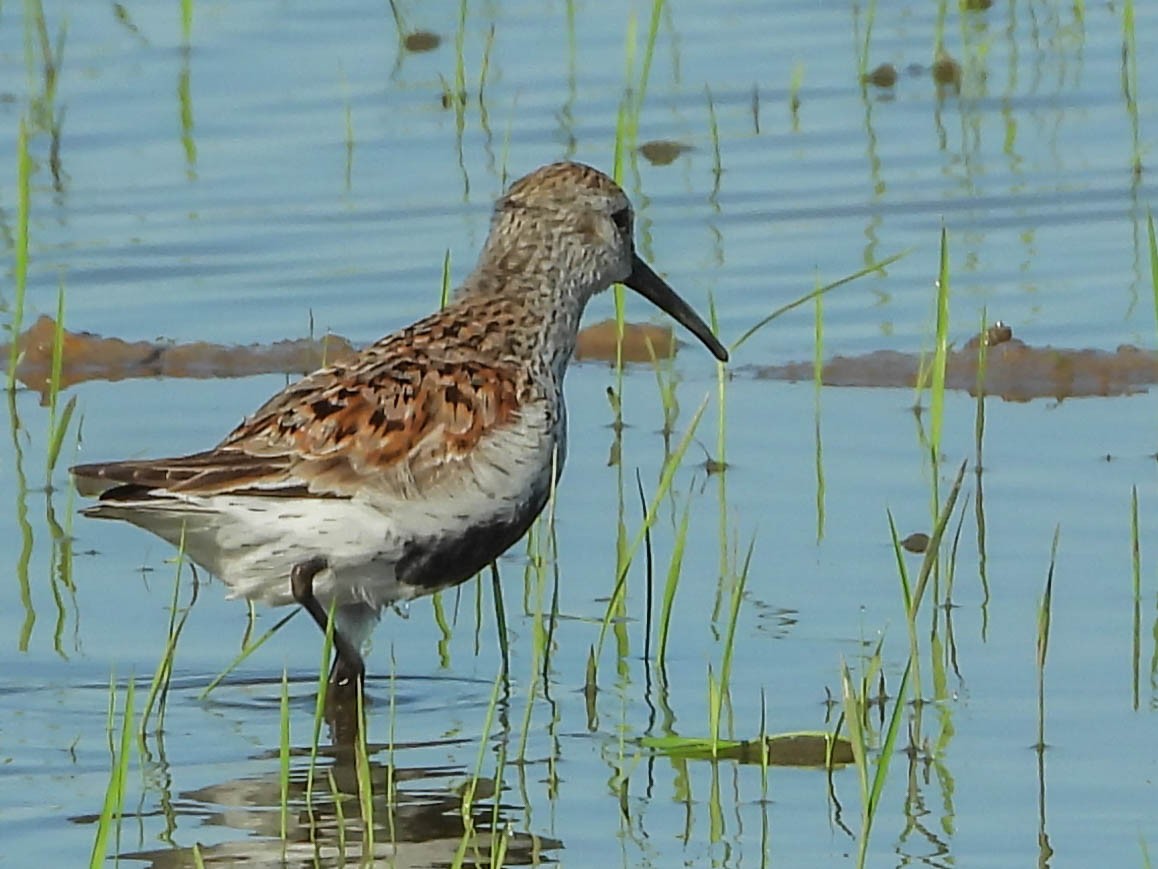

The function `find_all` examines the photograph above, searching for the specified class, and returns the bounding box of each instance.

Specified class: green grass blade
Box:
[140,532,196,735]
[730,252,907,353]
[655,493,691,665]
[279,668,290,848]
[866,658,910,832]
[1035,526,1060,751]
[45,394,77,478]
[440,248,453,309]
[90,677,135,869]
[199,609,299,698]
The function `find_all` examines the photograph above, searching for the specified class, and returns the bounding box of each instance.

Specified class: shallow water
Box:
[2,0,1157,866]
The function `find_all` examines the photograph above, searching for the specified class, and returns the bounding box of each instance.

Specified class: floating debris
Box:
[403,30,441,52]
[932,52,963,92]
[644,732,855,767]
[638,140,694,166]
[862,63,898,88]
[901,532,930,554]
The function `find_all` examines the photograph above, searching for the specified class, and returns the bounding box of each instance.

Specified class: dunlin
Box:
[72,162,728,687]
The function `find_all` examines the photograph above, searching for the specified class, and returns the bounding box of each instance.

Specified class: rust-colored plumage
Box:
[76,295,531,500]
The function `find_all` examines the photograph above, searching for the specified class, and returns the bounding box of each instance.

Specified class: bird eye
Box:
[611,207,632,235]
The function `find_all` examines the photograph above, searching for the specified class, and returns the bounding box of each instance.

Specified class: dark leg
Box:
[289,556,365,688]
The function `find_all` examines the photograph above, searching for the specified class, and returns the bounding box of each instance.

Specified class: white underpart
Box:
[89,405,561,651]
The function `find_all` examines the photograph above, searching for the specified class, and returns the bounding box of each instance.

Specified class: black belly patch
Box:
[395,501,544,592]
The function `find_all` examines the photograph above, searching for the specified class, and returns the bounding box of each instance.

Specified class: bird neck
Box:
[458,246,596,383]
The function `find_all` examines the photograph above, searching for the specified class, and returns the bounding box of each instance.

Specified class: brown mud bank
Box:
[5,316,1155,403]
[750,323,1158,401]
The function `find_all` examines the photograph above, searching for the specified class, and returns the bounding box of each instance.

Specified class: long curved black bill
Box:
[624,254,729,362]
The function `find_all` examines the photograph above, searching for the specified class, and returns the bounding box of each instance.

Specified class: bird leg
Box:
[289,556,366,689]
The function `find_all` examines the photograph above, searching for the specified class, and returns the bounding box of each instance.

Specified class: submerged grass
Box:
[139,534,198,736]
[304,601,340,798]
[788,62,804,131]
[7,391,36,651]
[974,309,991,633]
[706,85,722,184]
[6,117,32,392]
[1131,487,1141,710]
[858,0,878,81]
[199,609,299,698]
[609,1,666,366]
[44,482,78,656]
[23,1,67,135]
[635,470,655,663]
[1121,0,1141,179]
[1035,526,1059,753]
[279,668,290,849]
[353,685,375,859]
[1035,526,1060,863]
[477,24,495,108]
[842,655,910,869]
[178,51,197,176]
[453,0,467,111]
[706,294,727,457]
[928,226,951,471]
[654,491,692,666]
[91,676,135,869]
[1148,211,1158,339]
[645,340,681,440]
[836,448,968,867]
[889,460,968,699]
[44,284,78,482]
[453,665,506,867]
[593,395,708,662]
[490,560,510,680]
[813,281,826,541]
[708,535,755,750]
[515,450,561,793]
[636,0,665,111]
[341,67,355,192]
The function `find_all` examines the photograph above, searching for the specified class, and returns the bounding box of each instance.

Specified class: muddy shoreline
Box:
[6,315,1154,402]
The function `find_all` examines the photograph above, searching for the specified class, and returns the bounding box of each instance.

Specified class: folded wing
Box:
[72,330,525,503]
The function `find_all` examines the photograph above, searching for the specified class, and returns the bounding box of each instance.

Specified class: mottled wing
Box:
[73,332,525,501]
[219,349,524,497]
